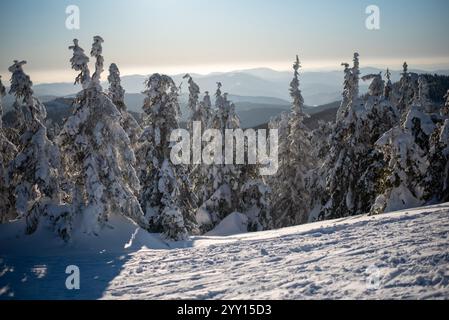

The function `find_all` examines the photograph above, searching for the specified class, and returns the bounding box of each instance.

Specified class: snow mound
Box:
[205,212,248,236]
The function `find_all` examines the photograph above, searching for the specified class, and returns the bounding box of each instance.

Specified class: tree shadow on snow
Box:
[0,252,133,300]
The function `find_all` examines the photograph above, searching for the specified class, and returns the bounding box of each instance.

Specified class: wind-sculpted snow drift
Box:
[0,203,448,299]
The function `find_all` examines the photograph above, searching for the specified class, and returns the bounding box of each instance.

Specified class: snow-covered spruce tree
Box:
[336,54,360,123]
[186,79,271,232]
[137,73,197,240]
[351,53,361,100]
[183,74,202,130]
[362,73,384,97]
[415,75,434,113]
[396,62,420,118]
[195,83,242,233]
[183,75,209,208]
[239,161,272,231]
[311,121,333,163]
[192,90,217,211]
[199,91,213,128]
[6,61,69,236]
[370,124,429,215]
[371,73,439,214]
[0,76,5,127]
[318,55,399,220]
[336,63,352,122]
[420,88,449,204]
[384,68,393,99]
[427,118,449,203]
[442,90,449,117]
[69,39,91,90]
[404,77,436,153]
[58,37,148,237]
[0,76,18,223]
[107,63,142,146]
[268,55,313,227]
[315,57,362,220]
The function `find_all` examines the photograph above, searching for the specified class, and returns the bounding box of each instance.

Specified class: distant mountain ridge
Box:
[2,67,448,129]
[12,67,449,106]
[2,94,339,130]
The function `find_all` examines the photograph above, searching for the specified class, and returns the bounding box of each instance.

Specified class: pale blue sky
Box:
[1,0,448,83]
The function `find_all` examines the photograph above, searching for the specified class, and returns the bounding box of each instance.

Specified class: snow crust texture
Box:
[101,204,449,300]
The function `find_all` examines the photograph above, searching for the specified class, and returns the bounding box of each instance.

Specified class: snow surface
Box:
[1,203,449,300]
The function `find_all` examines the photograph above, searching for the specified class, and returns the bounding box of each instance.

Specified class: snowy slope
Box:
[1,203,449,300]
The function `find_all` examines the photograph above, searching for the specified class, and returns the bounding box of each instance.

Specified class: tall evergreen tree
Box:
[195,83,242,233]
[384,69,393,99]
[0,76,18,223]
[336,63,352,122]
[0,76,5,128]
[317,54,398,220]
[107,63,142,146]
[269,55,312,227]
[7,61,68,236]
[442,90,449,117]
[137,73,197,240]
[58,37,147,237]
[69,39,90,90]
[427,118,449,203]
[371,123,429,214]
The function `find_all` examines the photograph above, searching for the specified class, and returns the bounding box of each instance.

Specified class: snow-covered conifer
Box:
[415,75,434,112]
[362,73,384,97]
[69,39,90,89]
[90,36,104,89]
[336,63,352,122]
[7,61,67,236]
[108,63,142,146]
[442,90,449,117]
[0,76,18,223]
[183,74,201,128]
[427,118,449,203]
[194,83,242,233]
[397,62,415,116]
[137,73,197,240]
[239,171,272,231]
[58,37,147,237]
[199,91,213,128]
[384,69,393,99]
[371,123,429,214]
[269,55,313,227]
[351,53,360,99]
[317,54,398,220]
[0,76,5,129]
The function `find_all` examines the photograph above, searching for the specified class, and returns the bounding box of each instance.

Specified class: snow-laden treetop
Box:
[90,36,104,88]
[362,73,384,97]
[289,55,304,115]
[108,63,125,109]
[8,60,33,102]
[69,39,90,89]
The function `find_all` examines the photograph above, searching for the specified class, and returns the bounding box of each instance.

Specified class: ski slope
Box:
[1,203,449,300]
